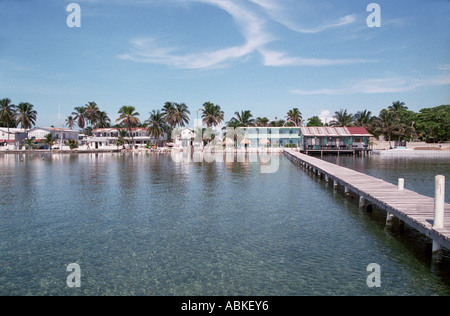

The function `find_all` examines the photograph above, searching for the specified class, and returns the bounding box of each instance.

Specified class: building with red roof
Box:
[299,126,373,155]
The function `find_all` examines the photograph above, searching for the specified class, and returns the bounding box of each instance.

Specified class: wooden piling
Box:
[283,149,450,253]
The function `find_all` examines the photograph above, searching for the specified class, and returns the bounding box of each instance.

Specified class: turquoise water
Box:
[0,153,449,295]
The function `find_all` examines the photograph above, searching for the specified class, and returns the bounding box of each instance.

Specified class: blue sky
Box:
[1,0,449,127]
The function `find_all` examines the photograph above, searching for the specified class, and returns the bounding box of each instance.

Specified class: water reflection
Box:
[0,153,449,295]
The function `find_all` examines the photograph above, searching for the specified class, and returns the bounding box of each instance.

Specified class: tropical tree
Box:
[227,110,255,127]
[66,139,78,150]
[84,102,101,126]
[43,133,55,150]
[15,102,37,131]
[0,98,16,146]
[116,128,129,150]
[415,105,450,142]
[201,102,224,128]
[270,119,286,127]
[24,138,36,150]
[72,106,87,132]
[353,110,373,127]
[116,106,140,148]
[255,117,270,127]
[162,102,176,127]
[287,108,302,126]
[306,116,323,127]
[388,101,408,112]
[145,110,166,146]
[66,115,76,129]
[95,111,111,129]
[373,109,403,148]
[329,109,354,127]
[169,103,190,128]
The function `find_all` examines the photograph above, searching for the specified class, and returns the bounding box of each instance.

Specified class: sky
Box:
[0,0,449,128]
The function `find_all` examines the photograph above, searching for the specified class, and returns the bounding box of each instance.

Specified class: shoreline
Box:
[2,147,450,157]
[0,149,121,154]
[373,149,450,157]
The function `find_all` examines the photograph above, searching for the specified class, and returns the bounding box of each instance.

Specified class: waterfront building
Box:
[298,127,373,155]
[27,127,80,143]
[86,128,167,149]
[0,128,28,149]
[244,127,301,148]
[173,128,196,149]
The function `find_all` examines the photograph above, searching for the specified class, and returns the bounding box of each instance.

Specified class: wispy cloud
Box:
[119,0,365,69]
[249,0,356,33]
[258,49,370,67]
[290,75,450,95]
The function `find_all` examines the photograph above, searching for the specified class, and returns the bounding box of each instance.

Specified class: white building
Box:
[0,128,28,149]
[27,127,80,142]
[173,128,196,149]
[86,128,167,149]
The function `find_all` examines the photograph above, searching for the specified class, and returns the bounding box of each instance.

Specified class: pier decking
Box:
[284,149,450,253]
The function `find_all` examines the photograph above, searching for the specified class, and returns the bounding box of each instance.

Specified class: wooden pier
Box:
[284,149,450,253]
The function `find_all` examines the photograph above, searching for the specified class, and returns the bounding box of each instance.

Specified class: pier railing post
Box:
[398,178,404,191]
[387,178,405,226]
[432,175,445,253]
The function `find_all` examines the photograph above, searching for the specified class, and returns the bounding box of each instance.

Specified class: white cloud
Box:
[438,64,450,71]
[249,0,356,34]
[119,0,364,69]
[259,49,369,67]
[290,75,450,95]
[319,110,332,124]
[119,37,260,69]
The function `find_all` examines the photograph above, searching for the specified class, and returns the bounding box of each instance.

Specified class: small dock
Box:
[304,148,372,157]
[284,149,450,253]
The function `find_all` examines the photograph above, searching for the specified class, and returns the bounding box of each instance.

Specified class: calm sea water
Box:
[0,152,449,296]
[321,155,450,202]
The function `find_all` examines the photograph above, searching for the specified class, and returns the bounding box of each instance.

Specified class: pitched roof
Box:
[300,126,372,137]
[346,127,373,136]
[92,128,147,133]
[28,127,79,133]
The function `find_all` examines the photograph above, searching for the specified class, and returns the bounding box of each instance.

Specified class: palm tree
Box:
[227,110,255,127]
[172,103,191,127]
[353,110,373,127]
[329,109,354,127]
[373,109,403,149]
[116,106,140,148]
[72,106,87,132]
[15,102,37,132]
[66,115,76,129]
[201,102,224,128]
[43,133,55,150]
[116,128,129,150]
[0,98,16,146]
[162,102,176,127]
[270,119,285,127]
[24,138,35,150]
[287,108,302,126]
[255,117,270,127]
[388,101,408,112]
[85,102,100,126]
[95,111,111,129]
[145,110,166,146]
